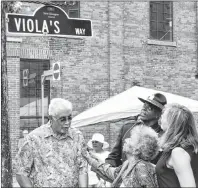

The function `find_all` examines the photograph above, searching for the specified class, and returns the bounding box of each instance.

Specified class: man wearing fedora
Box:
[105,93,167,167]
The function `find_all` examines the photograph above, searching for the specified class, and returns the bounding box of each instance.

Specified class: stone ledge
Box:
[147,39,177,47]
[7,37,22,43]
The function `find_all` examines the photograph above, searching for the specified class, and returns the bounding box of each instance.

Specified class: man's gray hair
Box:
[48,98,72,117]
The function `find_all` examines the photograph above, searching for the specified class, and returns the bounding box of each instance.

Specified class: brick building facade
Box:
[6,1,198,161]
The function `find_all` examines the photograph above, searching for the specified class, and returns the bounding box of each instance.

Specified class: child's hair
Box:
[123,125,159,161]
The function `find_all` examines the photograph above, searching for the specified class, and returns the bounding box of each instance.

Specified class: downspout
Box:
[196,1,198,78]
[107,1,111,146]
[108,1,111,97]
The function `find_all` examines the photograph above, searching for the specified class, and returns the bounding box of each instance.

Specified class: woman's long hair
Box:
[160,103,198,156]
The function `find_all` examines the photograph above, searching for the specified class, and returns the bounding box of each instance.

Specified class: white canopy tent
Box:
[72,86,198,128]
[20,97,48,116]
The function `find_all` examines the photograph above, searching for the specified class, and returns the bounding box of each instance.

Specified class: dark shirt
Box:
[156,146,198,187]
[105,116,163,167]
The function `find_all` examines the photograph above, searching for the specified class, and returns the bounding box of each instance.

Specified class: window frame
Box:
[69,9,80,18]
[20,59,50,130]
[149,1,173,42]
[51,1,80,18]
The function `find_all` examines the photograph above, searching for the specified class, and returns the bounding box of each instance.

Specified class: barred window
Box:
[20,1,80,18]
[20,60,50,130]
[69,9,79,18]
[52,1,80,18]
[150,1,173,41]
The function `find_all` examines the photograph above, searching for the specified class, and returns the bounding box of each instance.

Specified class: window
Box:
[20,60,50,131]
[150,1,173,41]
[20,1,80,18]
[52,1,80,18]
[69,9,79,18]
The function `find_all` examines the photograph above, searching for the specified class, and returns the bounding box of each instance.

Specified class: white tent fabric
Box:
[72,86,198,128]
[20,97,48,116]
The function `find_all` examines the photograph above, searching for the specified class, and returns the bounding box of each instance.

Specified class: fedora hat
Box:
[138,93,167,110]
[87,133,109,149]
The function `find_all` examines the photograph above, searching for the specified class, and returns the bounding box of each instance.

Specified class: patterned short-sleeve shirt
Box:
[15,122,88,187]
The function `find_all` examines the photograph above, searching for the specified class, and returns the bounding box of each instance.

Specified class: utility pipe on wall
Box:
[196,1,198,78]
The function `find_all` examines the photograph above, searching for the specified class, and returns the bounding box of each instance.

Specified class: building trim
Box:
[147,39,177,47]
[7,37,22,43]
[196,1,198,78]
[20,48,50,59]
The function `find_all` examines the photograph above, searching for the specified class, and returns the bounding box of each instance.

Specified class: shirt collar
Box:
[44,121,73,140]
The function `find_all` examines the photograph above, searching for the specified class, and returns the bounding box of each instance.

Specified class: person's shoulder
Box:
[28,124,50,140]
[69,127,84,139]
[29,124,48,135]
[171,147,191,162]
[136,160,155,172]
[103,150,110,157]
[104,150,110,154]
[18,138,24,146]
[171,147,189,156]
[70,127,82,134]
[122,117,139,129]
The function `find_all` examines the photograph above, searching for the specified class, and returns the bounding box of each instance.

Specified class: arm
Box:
[83,151,117,182]
[16,175,33,188]
[15,136,34,187]
[169,147,196,187]
[77,131,88,187]
[105,125,124,167]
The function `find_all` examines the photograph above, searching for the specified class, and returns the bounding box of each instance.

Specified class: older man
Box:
[15,98,88,187]
[105,93,167,167]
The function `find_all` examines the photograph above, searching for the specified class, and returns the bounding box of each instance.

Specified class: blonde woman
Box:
[156,103,198,187]
[83,125,159,187]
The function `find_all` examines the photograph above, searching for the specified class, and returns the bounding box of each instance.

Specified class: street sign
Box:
[6,5,92,37]
[53,62,60,80]
[23,69,29,87]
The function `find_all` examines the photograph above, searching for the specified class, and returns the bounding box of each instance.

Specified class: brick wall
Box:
[6,1,198,156]
[20,36,50,59]
[78,1,198,149]
[6,38,21,160]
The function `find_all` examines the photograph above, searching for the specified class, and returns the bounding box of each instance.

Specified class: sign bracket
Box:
[41,70,53,125]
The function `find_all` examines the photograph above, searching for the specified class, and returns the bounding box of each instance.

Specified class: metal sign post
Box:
[41,75,45,125]
[41,69,53,125]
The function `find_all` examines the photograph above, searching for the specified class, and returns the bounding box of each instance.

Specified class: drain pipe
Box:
[196,1,198,78]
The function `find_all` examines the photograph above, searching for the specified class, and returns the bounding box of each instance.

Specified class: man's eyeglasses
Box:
[53,115,72,123]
